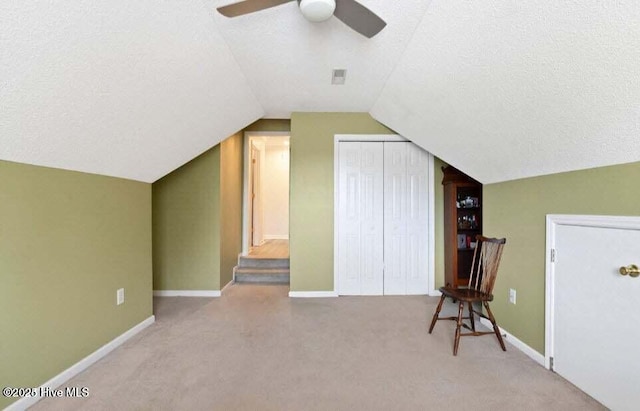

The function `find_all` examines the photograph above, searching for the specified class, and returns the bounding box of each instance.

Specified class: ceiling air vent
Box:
[332,69,347,85]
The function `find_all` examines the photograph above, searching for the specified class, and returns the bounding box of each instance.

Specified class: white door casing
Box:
[250,141,264,246]
[546,215,640,411]
[337,142,385,295]
[242,131,289,254]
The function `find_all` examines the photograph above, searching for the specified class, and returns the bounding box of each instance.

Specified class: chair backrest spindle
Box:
[467,235,506,295]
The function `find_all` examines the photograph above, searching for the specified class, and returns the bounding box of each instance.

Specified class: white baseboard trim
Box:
[221,280,234,294]
[289,291,338,298]
[153,290,221,297]
[263,235,289,240]
[429,290,442,297]
[5,315,155,411]
[479,318,545,366]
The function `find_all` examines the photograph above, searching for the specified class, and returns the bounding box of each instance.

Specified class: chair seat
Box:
[439,286,493,302]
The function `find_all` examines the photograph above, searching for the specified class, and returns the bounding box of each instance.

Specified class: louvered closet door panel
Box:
[338,142,384,295]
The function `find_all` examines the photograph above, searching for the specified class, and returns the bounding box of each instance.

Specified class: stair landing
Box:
[248,239,288,259]
[234,240,289,285]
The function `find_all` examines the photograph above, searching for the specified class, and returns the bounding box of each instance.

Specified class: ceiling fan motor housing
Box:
[299,0,336,22]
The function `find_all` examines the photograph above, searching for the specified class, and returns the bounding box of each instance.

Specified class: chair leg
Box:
[453,301,465,356]
[429,294,446,333]
[467,301,476,332]
[483,301,506,351]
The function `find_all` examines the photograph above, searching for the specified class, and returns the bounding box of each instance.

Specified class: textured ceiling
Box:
[371,1,640,183]
[0,0,263,182]
[206,0,432,118]
[2,1,639,183]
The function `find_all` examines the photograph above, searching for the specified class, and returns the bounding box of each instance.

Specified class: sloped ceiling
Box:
[206,0,432,118]
[372,1,640,183]
[0,1,264,183]
[2,1,639,183]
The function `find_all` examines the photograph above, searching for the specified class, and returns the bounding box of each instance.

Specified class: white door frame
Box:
[333,134,436,295]
[544,214,640,370]
[242,131,290,255]
[250,142,263,247]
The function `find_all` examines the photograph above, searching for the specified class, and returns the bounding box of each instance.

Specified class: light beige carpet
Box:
[32,285,603,410]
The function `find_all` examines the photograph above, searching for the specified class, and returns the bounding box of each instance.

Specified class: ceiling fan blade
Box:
[333,0,386,38]
[217,0,294,17]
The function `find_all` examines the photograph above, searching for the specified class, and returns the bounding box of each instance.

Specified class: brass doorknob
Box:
[619,264,640,278]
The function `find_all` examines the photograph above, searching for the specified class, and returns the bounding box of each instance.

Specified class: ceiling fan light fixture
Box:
[299,0,336,22]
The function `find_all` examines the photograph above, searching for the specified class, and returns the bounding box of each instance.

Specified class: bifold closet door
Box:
[337,141,429,295]
[337,142,384,295]
[383,143,429,295]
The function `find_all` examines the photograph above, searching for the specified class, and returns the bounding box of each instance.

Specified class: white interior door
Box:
[383,143,429,295]
[551,220,640,410]
[337,142,384,295]
[337,140,429,296]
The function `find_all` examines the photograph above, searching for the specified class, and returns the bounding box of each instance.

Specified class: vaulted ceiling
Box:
[2,1,639,183]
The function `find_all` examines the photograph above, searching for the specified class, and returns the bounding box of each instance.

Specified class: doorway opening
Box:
[242,132,290,259]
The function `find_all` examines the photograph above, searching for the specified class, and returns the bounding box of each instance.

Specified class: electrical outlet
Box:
[117,288,125,305]
[509,288,517,305]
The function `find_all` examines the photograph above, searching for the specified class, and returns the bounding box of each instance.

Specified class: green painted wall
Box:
[153,148,221,290]
[245,119,291,132]
[289,113,393,291]
[152,114,440,294]
[152,132,245,291]
[220,133,244,288]
[484,161,640,354]
[0,160,151,410]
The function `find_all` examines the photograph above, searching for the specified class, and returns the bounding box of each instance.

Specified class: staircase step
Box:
[234,267,290,284]
[238,256,289,269]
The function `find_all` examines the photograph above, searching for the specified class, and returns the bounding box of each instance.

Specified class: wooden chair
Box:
[429,235,507,355]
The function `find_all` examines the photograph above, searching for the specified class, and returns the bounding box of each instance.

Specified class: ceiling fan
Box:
[217,0,386,38]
